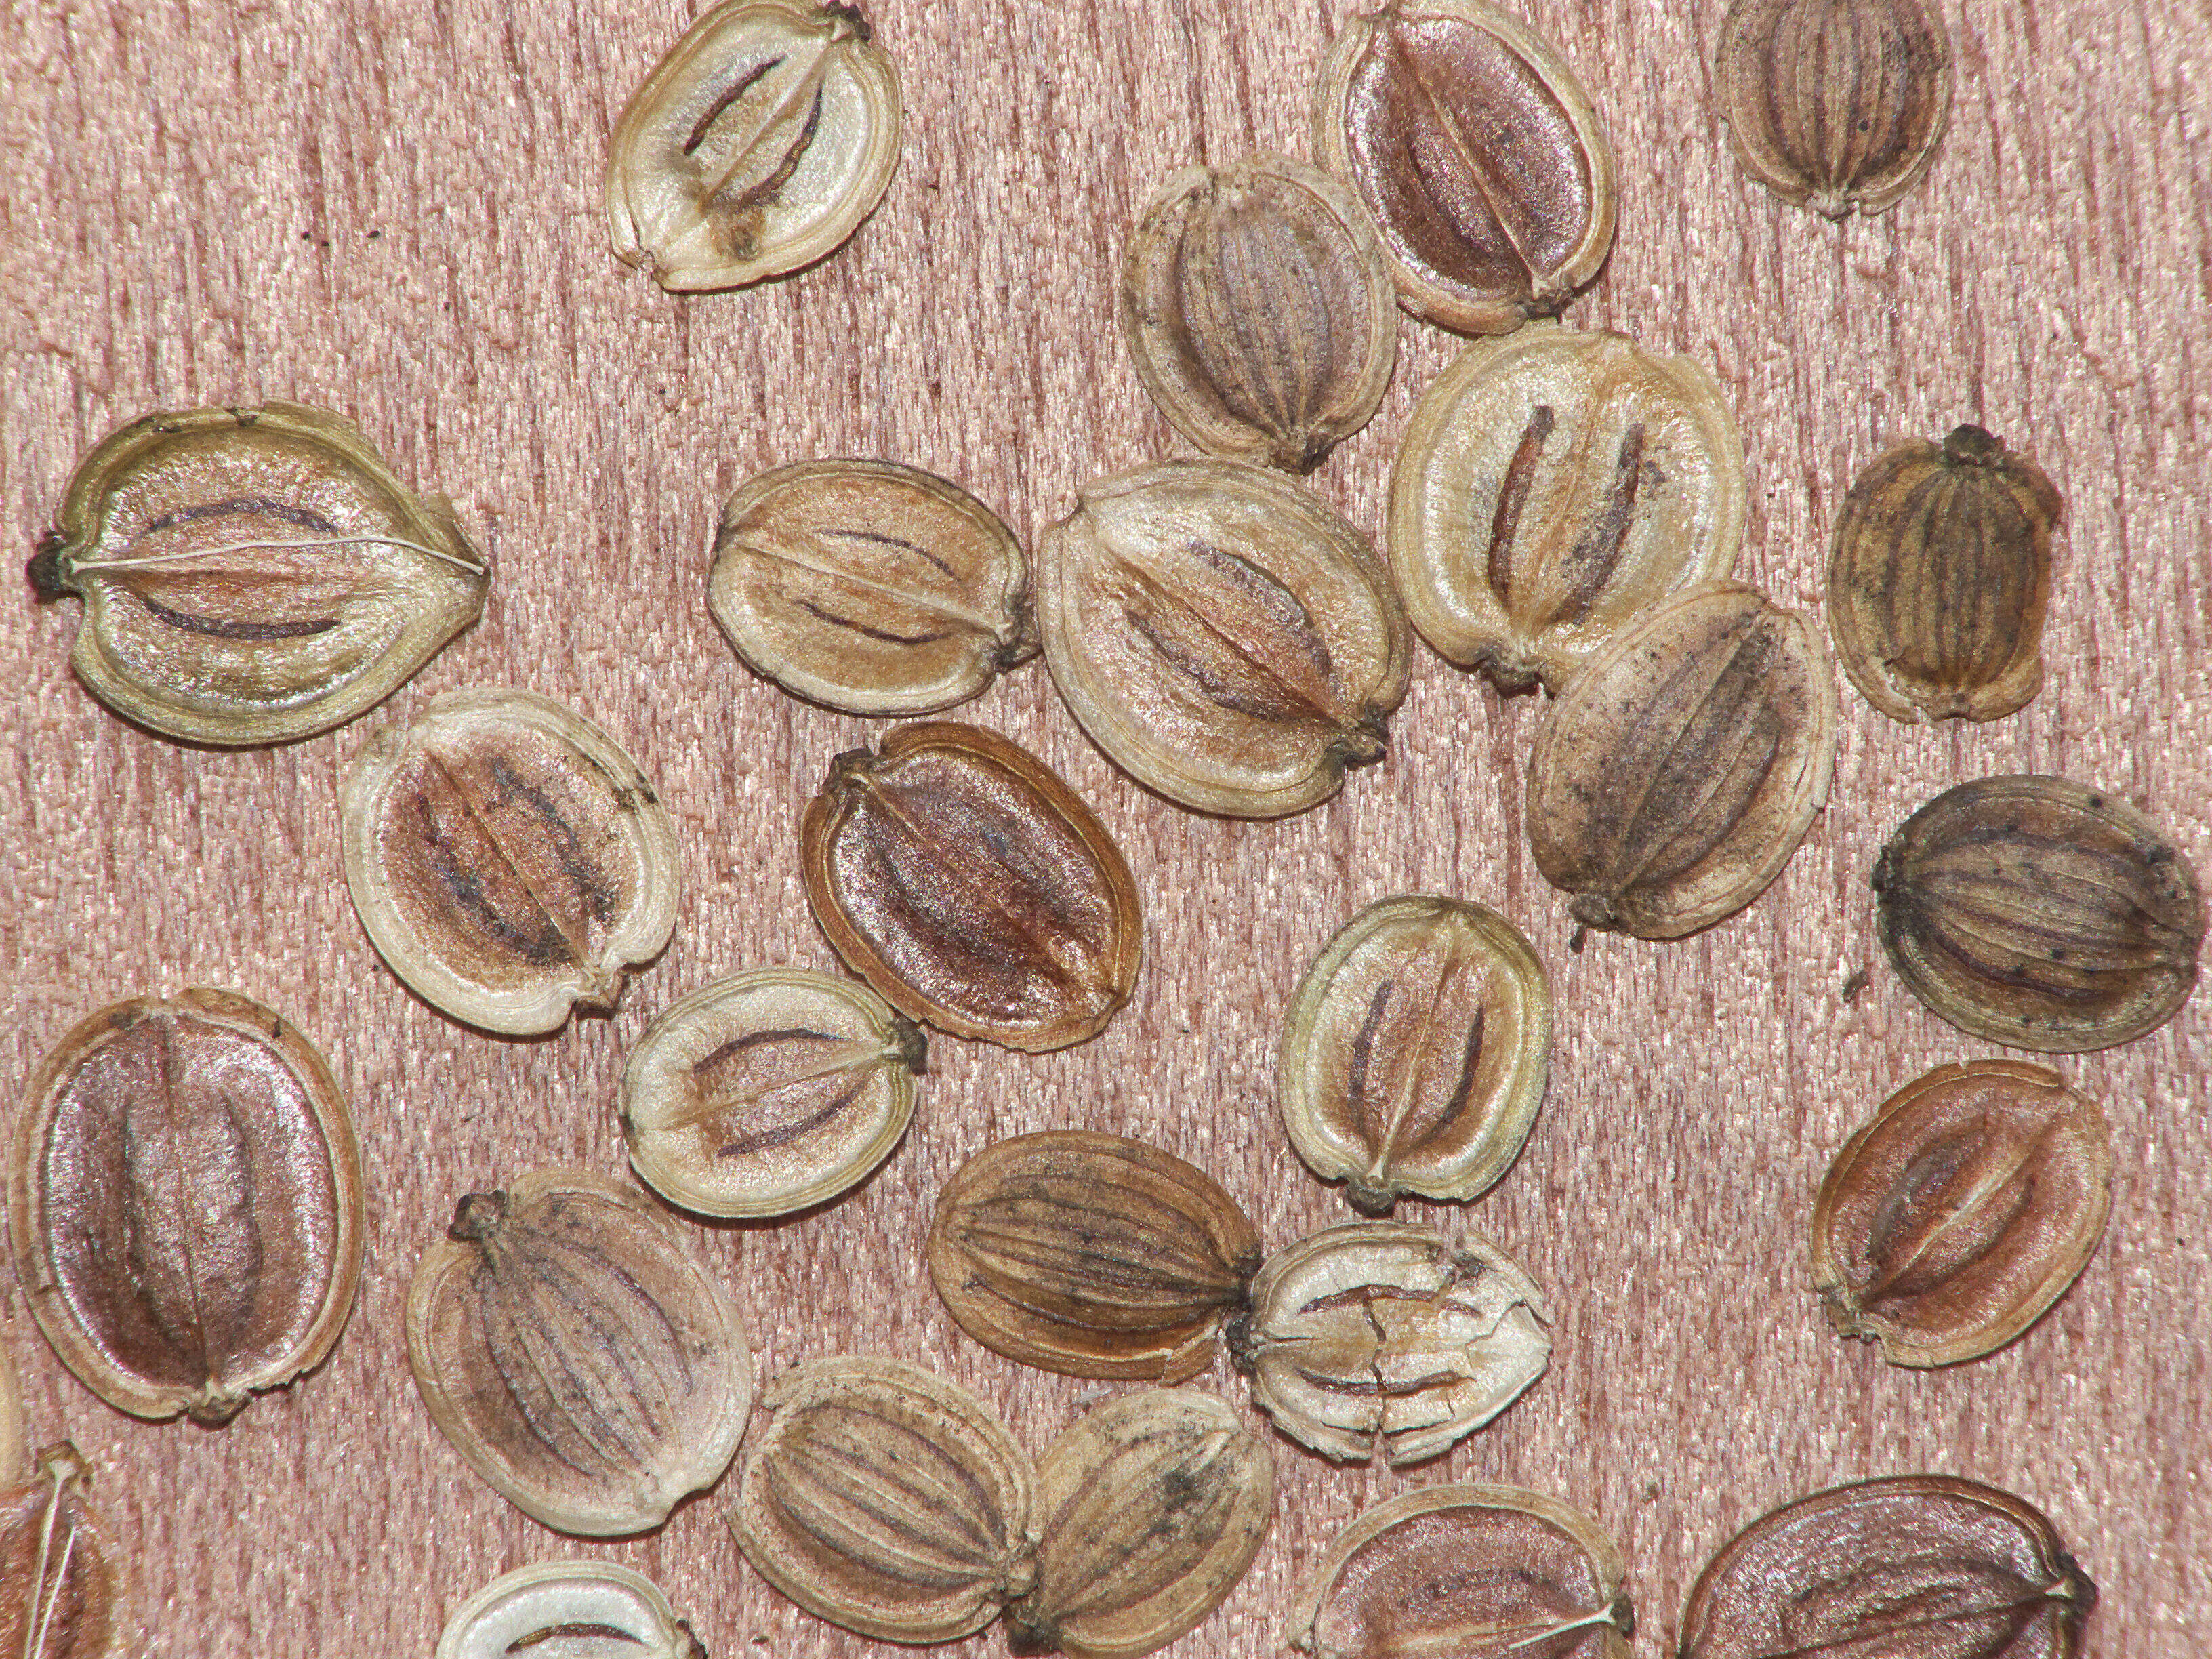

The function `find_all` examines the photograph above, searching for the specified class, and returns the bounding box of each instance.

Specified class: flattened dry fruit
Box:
[1811,1061,2112,1368]
[607,0,901,290]
[405,1169,752,1536]
[436,1563,704,1659]
[708,459,1035,715]
[1313,0,1617,335]
[1119,156,1397,474]
[1008,1389,1275,1659]
[929,1131,1262,1382]
[1873,776,2205,1052]
[1679,1475,2095,1659]
[7,991,364,1425]
[802,722,1141,1050]
[342,689,681,1035]
[1828,426,2062,724]
[731,1356,1038,1644]
[1713,0,1952,219]
[0,1446,126,1659]
[1526,581,1837,939]
[27,402,486,745]
[1288,1484,1633,1659]
[1389,324,1746,693]
[1231,1219,1551,1467]
[1280,895,1550,1214]
[620,967,924,1218]
[1036,460,1411,819]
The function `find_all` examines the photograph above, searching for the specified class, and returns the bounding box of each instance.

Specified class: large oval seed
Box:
[1313,0,1617,335]
[1679,1476,2094,1659]
[0,1446,127,1659]
[7,991,364,1425]
[341,689,682,1034]
[1525,581,1837,940]
[731,1356,1038,1644]
[405,1169,752,1536]
[28,403,486,745]
[1872,776,2204,1052]
[1036,459,1411,819]
[930,1132,1262,1381]
[1389,325,1746,693]
[801,722,1142,1050]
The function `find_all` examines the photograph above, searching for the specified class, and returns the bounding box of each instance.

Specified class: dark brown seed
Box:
[0,1446,127,1659]
[7,991,365,1425]
[1811,1061,2112,1367]
[405,1169,752,1536]
[1119,155,1397,473]
[1288,1483,1631,1659]
[1873,776,2205,1052]
[928,1132,1261,1381]
[1526,581,1837,939]
[1829,426,2063,723]
[800,722,1143,1050]
[1679,1475,2095,1659]
[1313,0,1617,335]
[1713,0,1953,218]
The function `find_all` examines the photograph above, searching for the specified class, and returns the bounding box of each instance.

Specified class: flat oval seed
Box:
[801,721,1143,1050]
[1008,1389,1275,1659]
[1714,0,1953,218]
[1231,1220,1551,1467]
[341,689,682,1035]
[1828,426,2063,723]
[731,1356,1038,1644]
[1314,0,1618,335]
[436,1563,704,1659]
[1036,459,1412,818]
[405,1169,752,1537]
[0,1446,127,1659]
[1872,776,2205,1052]
[1389,324,1746,693]
[607,0,901,290]
[7,991,364,1426]
[1525,581,1838,940]
[1680,1476,2095,1659]
[709,459,1035,715]
[930,1132,1262,1382]
[1119,155,1397,474]
[28,402,486,745]
[1288,1483,1632,1659]
[1811,1061,2112,1368]
[1280,896,1551,1215]
[620,968,924,1218]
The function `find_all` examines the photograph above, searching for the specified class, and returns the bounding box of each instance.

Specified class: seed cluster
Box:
[7,0,2190,1652]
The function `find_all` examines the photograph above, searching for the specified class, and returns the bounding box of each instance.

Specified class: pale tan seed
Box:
[7,991,364,1426]
[731,1356,1038,1644]
[1811,1061,2113,1368]
[28,402,485,746]
[1525,581,1837,940]
[436,1563,705,1659]
[405,1169,752,1537]
[1714,0,1953,218]
[1828,425,2062,724]
[341,689,682,1035]
[1120,156,1397,474]
[1233,1220,1551,1467]
[1313,0,1618,335]
[620,968,924,1218]
[1288,1483,1632,1659]
[607,0,902,290]
[708,459,1035,715]
[1389,323,1746,693]
[0,1445,129,1659]
[1279,896,1551,1215]
[1008,1389,1275,1659]
[1036,459,1411,818]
